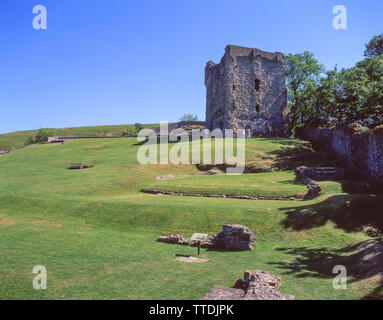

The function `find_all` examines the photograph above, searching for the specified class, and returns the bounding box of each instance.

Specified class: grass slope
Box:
[144,171,308,198]
[0,123,159,151]
[0,137,381,300]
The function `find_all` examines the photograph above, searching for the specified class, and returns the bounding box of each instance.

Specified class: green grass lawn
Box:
[0,136,381,300]
[144,171,308,198]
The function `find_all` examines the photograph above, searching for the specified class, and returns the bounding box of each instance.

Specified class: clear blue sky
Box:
[1,0,382,133]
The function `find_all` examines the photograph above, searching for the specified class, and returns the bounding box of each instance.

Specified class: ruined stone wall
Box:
[296,125,383,183]
[205,45,290,137]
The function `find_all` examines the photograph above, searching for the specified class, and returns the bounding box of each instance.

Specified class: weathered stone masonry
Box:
[205,45,290,137]
[296,124,383,184]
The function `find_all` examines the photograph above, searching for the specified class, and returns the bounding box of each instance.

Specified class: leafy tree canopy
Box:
[364,34,383,58]
[179,114,198,122]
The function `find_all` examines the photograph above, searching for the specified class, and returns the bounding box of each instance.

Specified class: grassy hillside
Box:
[0,136,381,299]
[0,123,159,151]
[144,171,308,198]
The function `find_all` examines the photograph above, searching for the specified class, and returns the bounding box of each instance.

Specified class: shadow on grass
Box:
[280,194,383,235]
[269,239,383,300]
[278,192,383,299]
[267,140,334,170]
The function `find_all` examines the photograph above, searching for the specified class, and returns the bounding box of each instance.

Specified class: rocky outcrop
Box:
[296,124,383,184]
[201,270,295,300]
[157,224,255,251]
[205,45,290,137]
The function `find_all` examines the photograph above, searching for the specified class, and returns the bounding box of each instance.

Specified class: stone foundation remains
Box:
[201,270,295,300]
[157,224,255,251]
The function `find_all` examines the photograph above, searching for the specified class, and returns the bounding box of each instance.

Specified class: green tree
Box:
[354,56,383,126]
[317,56,383,127]
[364,34,383,58]
[314,67,342,126]
[179,114,198,122]
[24,128,50,146]
[34,128,50,143]
[285,52,325,128]
[134,123,144,131]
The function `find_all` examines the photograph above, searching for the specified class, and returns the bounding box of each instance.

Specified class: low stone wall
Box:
[142,188,302,201]
[296,124,383,183]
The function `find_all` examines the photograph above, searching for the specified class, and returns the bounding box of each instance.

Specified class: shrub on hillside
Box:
[24,136,36,146]
[34,128,49,143]
[122,127,138,137]
[24,128,50,146]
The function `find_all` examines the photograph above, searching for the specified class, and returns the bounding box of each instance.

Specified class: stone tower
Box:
[205,45,290,137]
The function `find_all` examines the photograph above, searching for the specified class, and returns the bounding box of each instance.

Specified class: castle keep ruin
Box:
[205,45,290,137]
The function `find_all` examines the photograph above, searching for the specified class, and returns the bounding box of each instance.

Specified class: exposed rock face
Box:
[211,224,255,251]
[201,270,295,300]
[156,224,255,251]
[205,45,290,137]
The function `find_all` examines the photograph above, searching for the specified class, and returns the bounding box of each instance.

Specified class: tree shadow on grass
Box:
[269,239,383,300]
[267,141,333,170]
[277,192,383,299]
[280,194,383,235]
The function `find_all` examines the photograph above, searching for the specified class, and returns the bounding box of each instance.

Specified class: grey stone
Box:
[295,123,383,184]
[156,224,255,251]
[201,270,295,300]
[68,164,94,170]
[205,45,290,137]
[212,224,255,251]
[296,166,346,182]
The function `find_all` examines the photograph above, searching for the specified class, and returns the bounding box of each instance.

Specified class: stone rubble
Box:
[68,164,94,170]
[211,224,255,251]
[157,224,255,251]
[295,166,325,200]
[201,270,295,300]
[0,148,16,155]
[296,166,346,182]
